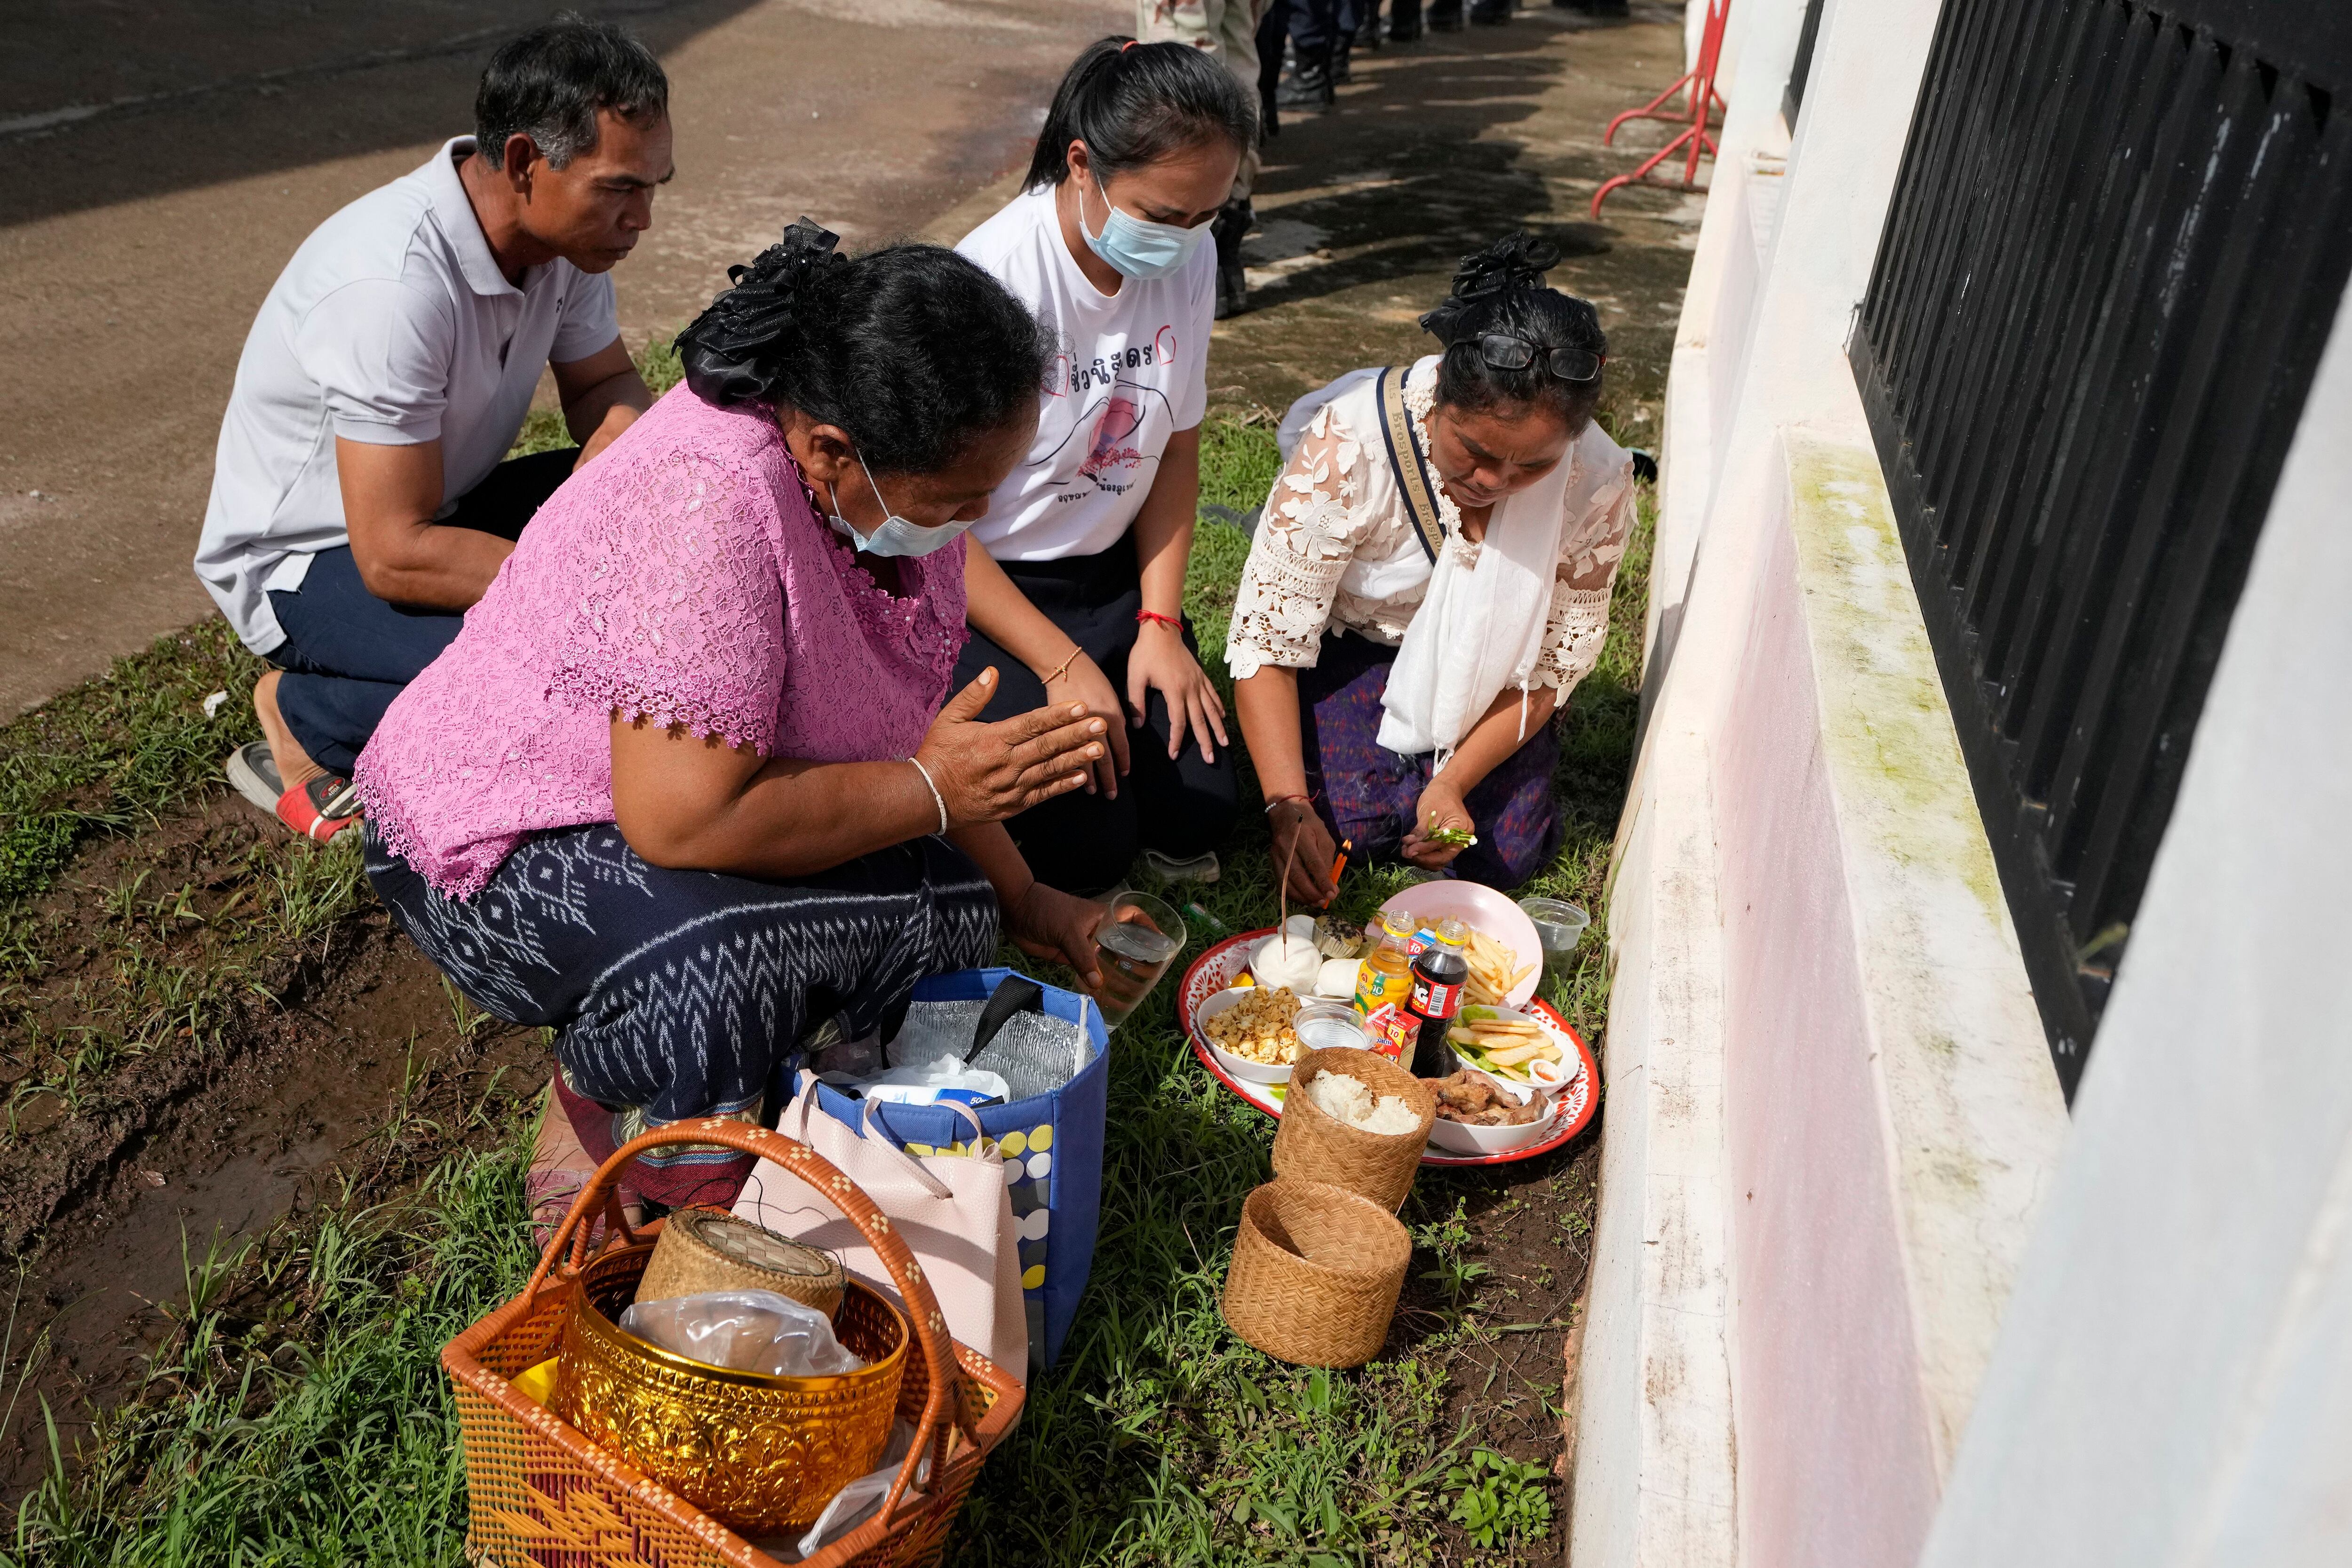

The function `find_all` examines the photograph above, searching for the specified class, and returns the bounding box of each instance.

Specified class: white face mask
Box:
[1077,163,1213,281]
[825,448,973,558]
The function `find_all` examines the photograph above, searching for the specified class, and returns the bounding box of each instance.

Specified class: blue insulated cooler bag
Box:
[810,968,1108,1369]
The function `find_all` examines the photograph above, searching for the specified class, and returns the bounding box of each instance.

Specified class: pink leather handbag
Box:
[734,1074,1028,1377]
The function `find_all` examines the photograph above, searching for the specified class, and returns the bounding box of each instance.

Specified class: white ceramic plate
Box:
[1195,987,1304,1084]
[1377,882,1542,1007]
[1451,1004,1576,1096]
[1425,1075,1552,1154]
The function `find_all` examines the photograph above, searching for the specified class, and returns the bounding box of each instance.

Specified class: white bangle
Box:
[907,756,949,836]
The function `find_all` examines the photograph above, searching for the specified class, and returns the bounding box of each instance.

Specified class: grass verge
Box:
[0,623,263,909]
[4,400,1650,1565]
[2,1084,540,1567]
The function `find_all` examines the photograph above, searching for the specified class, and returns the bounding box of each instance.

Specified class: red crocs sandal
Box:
[278,772,364,842]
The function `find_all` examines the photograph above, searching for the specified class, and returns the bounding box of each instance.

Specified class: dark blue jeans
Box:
[268,448,573,773]
[1290,0,1360,62]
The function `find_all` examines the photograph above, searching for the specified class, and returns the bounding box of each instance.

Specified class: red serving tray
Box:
[1176,929,1598,1166]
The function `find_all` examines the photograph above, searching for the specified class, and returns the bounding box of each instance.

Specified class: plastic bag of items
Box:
[617,1288,865,1378]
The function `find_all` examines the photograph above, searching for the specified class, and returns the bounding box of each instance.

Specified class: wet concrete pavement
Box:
[0,0,1120,718]
[1213,2,1701,443]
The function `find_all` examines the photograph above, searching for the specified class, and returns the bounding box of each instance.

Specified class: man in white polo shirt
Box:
[195,17,673,840]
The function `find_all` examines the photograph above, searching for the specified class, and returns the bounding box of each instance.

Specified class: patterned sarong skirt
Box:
[366,821,997,1205]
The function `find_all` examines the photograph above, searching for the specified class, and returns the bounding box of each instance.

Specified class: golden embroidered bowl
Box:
[549,1263,908,1536]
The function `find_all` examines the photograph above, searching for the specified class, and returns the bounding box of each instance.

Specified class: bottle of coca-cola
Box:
[1407,917,1470,1078]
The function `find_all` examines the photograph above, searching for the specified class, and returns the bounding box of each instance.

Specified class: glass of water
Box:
[1089,891,1187,1027]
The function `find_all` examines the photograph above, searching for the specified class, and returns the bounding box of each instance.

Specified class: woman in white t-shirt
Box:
[954,37,1255,892]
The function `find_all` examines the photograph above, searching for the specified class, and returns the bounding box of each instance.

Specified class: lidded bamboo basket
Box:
[1271,1046,1435,1211]
[1222,1178,1411,1368]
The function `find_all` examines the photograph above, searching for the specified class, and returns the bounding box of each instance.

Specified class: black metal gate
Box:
[1850,0,2352,1097]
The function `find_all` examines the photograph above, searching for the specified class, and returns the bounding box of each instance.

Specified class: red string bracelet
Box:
[1136,610,1182,631]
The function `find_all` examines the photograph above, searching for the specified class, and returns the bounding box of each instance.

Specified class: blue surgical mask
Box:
[1078,167,1212,281]
[825,450,972,558]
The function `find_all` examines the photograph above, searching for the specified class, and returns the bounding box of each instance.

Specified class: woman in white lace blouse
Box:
[1227,236,1634,902]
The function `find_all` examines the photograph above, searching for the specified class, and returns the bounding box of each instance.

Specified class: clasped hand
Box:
[914,667,1108,826]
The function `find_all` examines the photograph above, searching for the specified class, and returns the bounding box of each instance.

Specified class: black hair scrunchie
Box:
[675,216,845,406]
[1419,231,1562,347]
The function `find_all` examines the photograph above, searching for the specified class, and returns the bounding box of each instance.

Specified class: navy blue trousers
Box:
[1290,0,1359,59]
[270,448,573,774]
[954,537,1240,894]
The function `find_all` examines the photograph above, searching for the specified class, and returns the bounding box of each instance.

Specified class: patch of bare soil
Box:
[1392,1136,1601,1559]
[0,802,546,1495]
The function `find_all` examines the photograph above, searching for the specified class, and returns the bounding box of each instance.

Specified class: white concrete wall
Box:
[1581,0,2073,1562]
[1918,276,2352,1568]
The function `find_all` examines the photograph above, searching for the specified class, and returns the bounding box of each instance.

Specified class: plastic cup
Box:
[1090,891,1187,1027]
[1516,897,1590,977]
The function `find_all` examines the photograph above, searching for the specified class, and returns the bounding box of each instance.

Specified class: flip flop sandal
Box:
[225,740,284,817]
[278,773,364,843]
[526,1167,644,1256]
[227,742,362,842]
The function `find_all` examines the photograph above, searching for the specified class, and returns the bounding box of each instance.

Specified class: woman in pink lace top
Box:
[354,224,1112,1226]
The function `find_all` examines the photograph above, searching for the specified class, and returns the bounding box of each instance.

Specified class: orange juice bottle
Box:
[1353,912,1417,1016]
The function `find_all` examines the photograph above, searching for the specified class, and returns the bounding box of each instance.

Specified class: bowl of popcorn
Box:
[1198,985,1308,1083]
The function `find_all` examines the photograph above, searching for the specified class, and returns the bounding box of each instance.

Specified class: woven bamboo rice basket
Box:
[636,1205,847,1315]
[1222,1178,1411,1368]
[443,1121,1024,1568]
[1271,1046,1436,1211]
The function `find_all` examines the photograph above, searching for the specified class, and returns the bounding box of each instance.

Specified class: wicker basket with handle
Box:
[1221,1178,1411,1367]
[1271,1046,1436,1211]
[442,1120,1024,1568]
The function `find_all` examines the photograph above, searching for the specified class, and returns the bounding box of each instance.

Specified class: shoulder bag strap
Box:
[1376,364,1447,565]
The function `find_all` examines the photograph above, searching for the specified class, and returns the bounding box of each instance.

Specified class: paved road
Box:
[0,0,1120,717]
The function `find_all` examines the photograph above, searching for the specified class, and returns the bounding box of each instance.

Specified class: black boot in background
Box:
[1212,199,1253,320]
[1356,0,1383,49]
[1389,0,1424,40]
[1331,29,1354,82]
[1276,61,1334,111]
[1428,0,1464,32]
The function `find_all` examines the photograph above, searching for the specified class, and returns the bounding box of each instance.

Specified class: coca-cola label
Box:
[1410,972,1465,1021]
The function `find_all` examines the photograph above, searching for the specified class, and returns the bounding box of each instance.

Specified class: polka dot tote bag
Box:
[747,969,1109,1373]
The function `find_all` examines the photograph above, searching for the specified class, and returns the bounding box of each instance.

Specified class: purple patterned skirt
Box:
[1295,630,1561,889]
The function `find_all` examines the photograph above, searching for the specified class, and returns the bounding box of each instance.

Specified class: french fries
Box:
[1462,929,1538,1007]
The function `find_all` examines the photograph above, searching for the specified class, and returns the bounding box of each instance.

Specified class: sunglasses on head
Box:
[1475,333,1605,384]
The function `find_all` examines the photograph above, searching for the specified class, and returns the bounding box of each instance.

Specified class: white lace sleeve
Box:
[1533,458,1636,692]
[1224,406,1377,679]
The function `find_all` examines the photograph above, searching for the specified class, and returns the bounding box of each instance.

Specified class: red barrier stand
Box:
[1591,0,1731,217]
